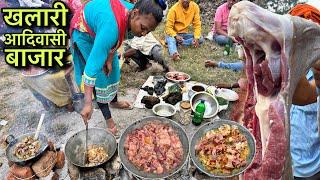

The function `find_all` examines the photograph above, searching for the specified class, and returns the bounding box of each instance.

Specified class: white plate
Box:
[216,88,239,101]
[21,68,49,77]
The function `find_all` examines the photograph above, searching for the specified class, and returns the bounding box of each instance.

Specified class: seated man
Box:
[212,0,238,46]
[165,0,203,61]
[123,32,171,72]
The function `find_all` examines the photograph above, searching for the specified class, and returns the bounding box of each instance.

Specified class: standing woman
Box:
[70,0,167,134]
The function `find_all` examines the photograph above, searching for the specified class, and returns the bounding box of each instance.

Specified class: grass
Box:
[119,23,241,91]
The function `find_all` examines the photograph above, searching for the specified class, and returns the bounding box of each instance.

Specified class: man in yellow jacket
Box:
[165,0,203,60]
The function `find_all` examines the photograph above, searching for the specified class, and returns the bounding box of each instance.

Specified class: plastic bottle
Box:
[223,44,230,56]
[224,38,233,56]
[192,100,206,126]
[228,38,234,53]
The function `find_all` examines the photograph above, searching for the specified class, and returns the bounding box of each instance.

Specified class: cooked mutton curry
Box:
[14,136,41,160]
[86,145,108,166]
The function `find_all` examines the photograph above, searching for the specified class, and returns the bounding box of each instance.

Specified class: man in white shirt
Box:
[123,32,171,72]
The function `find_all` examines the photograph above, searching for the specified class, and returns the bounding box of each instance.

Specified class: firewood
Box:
[7,164,35,180]
[54,151,65,169]
[32,151,56,177]
[48,140,55,151]
[5,173,16,180]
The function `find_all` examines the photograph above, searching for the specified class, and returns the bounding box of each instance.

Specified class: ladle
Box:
[34,113,45,140]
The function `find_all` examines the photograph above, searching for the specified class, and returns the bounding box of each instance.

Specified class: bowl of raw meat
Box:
[190,120,256,178]
[165,71,191,83]
[118,116,189,179]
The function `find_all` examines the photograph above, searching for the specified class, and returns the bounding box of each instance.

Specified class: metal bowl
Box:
[118,116,189,179]
[152,103,176,117]
[165,71,191,83]
[65,128,117,168]
[190,120,256,178]
[188,84,207,99]
[190,92,219,118]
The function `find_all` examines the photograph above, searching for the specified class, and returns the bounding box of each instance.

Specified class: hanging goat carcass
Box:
[228,1,320,179]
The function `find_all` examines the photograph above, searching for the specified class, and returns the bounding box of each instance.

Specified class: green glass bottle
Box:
[224,44,230,56]
[192,100,206,126]
[224,38,233,55]
[228,38,234,53]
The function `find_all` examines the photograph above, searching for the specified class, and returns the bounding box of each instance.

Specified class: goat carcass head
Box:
[228,1,320,179]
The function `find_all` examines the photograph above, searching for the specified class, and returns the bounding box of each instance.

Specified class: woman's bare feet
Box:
[205,60,218,68]
[110,101,133,110]
[106,118,118,135]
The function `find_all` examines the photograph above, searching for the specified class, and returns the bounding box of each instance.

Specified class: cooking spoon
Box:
[34,113,45,140]
[84,121,88,165]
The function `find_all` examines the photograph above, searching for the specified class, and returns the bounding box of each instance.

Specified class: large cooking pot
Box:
[190,120,256,178]
[65,128,117,168]
[118,116,189,179]
[6,133,48,166]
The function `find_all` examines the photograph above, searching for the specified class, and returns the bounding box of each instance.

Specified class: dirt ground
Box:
[0,57,234,179]
[0,57,157,179]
